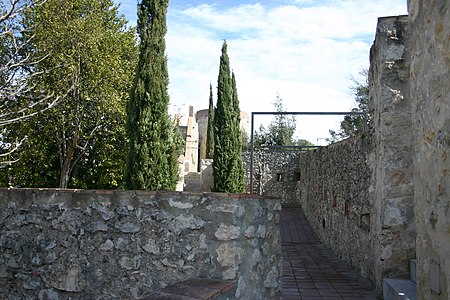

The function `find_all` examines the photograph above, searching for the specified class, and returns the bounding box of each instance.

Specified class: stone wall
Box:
[294,15,416,291]
[297,135,375,281]
[408,0,450,298]
[242,150,301,204]
[0,189,282,300]
[369,15,416,291]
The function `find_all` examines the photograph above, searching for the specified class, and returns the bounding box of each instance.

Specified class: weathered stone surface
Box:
[206,202,245,217]
[169,199,193,209]
[115,222,140,233]
[0,189,281,299]
[172,214,205,233]
[119,256,141,270]
[369,15,415,291]
[86,221,108,233]
[99,239,114,251]
[142,239,161,255]
[38,289,59,300]
[242,151,301,204]
[243,226,256,238]
[263,266,279,288]
[215,224,240,241]
[297,135,375,283]
[256,225,266,238]
[51,264,84,292]
[409,0,450,298]
[216,244,242,267]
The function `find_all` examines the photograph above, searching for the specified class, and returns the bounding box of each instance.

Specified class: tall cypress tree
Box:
[206,83,215,159]
[231,72,245,189]
[124,0,178,190]
[212,41,244,193]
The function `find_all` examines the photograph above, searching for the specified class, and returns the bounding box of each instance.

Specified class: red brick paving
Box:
[281,207,381,300]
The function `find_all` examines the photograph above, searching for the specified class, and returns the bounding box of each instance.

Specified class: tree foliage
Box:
[254,95,297,147]
[0,0,60,127]
[205,83,214,159]
[0,0,72,166]
[212,41,244,193]
[124,0,179,191]
[328,69,369,143]
[0,0,137,188]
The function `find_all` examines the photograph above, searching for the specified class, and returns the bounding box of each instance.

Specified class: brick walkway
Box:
[280,207,381,300]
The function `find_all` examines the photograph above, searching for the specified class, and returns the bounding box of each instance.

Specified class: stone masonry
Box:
[408,0,450,298]
[242,150,301,204]
[369,15,416,291]
[0,189,281,299]
[296,135,375,282]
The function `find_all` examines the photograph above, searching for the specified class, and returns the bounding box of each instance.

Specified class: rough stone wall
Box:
[294,17,416,291]
[200,159,214,192]
[0,189,281,300]
[408,0,450,298]
[183,172,202,192]
[242,150,301,204]
[369,15,416,291]
[297,136,375,281]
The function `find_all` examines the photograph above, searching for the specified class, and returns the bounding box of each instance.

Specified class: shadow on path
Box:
[280,206,381,300]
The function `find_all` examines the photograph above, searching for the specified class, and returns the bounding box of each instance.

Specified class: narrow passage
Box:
[280,207,380,300]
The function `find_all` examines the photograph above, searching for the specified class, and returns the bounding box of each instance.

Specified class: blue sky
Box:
[114,0,407,144]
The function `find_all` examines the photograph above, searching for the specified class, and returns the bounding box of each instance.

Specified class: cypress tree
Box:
[206,83,214,159]
[212,41,244,193]
[124,0,178,190]
[231,72,245,190]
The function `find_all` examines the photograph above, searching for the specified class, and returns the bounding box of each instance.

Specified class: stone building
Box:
[180,106,199,174]
[180,106,249,192]
[196,108,250,161]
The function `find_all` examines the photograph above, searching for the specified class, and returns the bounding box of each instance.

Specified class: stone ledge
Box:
[383,278,417,300]
[139,278,236,300]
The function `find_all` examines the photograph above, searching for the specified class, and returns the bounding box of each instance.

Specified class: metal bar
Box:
[249,112,255,194]
[259,145,321,149]
[251,111,368,116]
[247,110,369,194]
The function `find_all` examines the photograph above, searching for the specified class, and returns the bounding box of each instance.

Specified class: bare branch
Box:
[0,0,68,128]
[0,136,27,158]
[0,0,47,24]
[0,83,74,126]
[0,158,19,167]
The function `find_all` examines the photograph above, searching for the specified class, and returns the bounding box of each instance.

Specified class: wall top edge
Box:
[378,14,409,21]
[0,188,280,201]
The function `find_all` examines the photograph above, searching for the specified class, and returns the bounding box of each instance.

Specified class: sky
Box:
[114,0,407,144]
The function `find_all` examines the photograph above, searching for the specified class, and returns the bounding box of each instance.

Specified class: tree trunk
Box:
[59,131,78,188]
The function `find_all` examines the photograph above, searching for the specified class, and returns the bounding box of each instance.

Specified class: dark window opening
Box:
[276,173,283,182]
[345,201,350,216]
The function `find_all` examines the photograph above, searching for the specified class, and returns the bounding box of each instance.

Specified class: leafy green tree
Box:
[212,41,244,193]
[206,83,214,159]
[0,0,137,188]
[0,0,69,166]
[328,69,369,143]
[254,95,297,147]
[125,0,179,191]
[295,139,315,147]
[241,129,250,151]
